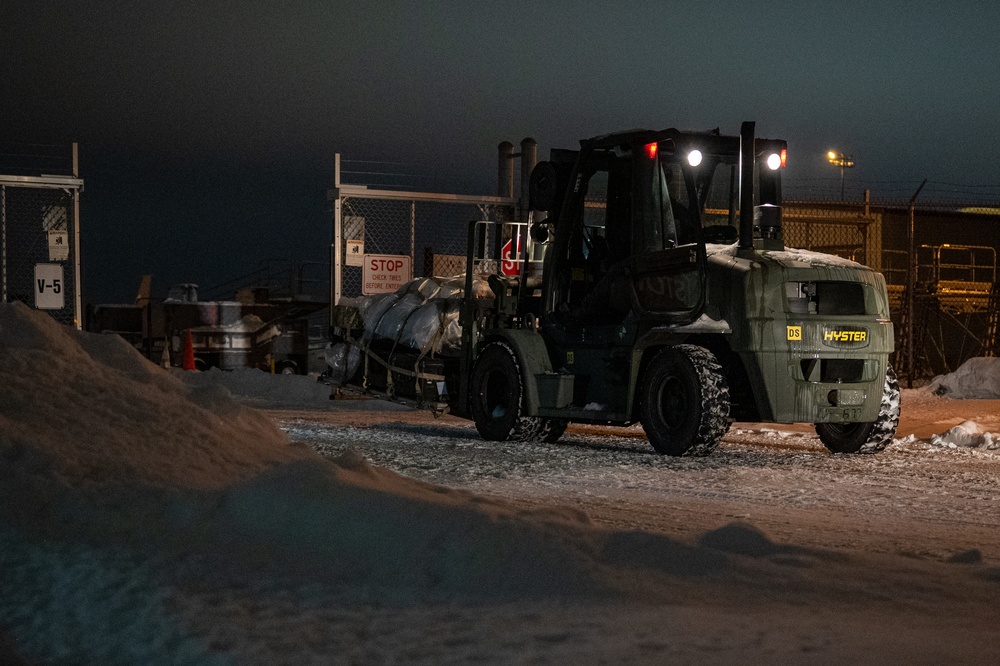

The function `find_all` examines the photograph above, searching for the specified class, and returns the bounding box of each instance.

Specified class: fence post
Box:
[410,201,416,269]
[1,184,6,303]
[72,143,82,329]
[331,153,343,320]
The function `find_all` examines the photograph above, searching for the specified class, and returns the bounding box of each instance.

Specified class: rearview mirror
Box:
[530,219,551,243]
[529,162,558,211]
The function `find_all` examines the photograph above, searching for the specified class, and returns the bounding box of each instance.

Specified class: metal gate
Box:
[0,172,83,328]
[329,154,520,311]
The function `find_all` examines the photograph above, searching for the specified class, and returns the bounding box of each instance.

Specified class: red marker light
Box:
[780,148,787,168]
[645,142,658,159]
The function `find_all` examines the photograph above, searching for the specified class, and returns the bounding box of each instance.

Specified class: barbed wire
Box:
[785,176,1000,210]
[0,142,75,176]
[340,159,486,194]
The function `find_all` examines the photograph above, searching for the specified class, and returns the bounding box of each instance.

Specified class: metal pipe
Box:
[459,219,481,414]
[738,121,756,251]
[520,137,537,221]
[498,141,514,199]
[905,178,928,387]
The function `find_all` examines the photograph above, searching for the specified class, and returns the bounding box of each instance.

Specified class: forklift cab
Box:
[544,132,702,328]
[531,126,784,415]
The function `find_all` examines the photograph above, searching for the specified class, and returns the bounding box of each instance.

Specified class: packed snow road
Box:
[275,397,1000,564]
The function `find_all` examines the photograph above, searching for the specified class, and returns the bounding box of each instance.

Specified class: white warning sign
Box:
[48,229,69,261]
[34,263,65,310]
[362,254,411,295]
[346,240,365,267]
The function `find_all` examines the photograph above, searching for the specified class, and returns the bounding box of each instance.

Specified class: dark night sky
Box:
[4,1,1000,304]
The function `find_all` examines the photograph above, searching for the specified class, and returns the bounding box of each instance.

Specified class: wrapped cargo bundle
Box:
[326,275,491,389]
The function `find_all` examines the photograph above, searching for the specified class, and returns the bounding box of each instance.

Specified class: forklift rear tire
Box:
[471,341,563,442]
[816,364,900,454]
[640,345,730,456]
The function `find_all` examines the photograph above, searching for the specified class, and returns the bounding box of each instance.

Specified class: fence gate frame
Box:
[0,167,84,329]
[328,153,520,323]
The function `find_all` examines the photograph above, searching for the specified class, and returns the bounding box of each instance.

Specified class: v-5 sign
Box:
[34,264,65,310]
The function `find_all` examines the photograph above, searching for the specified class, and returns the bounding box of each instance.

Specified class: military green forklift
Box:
[332,121,899,456]
[457,121,898,455]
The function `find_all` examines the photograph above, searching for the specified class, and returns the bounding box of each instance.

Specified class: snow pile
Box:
[928,421,1000,450]
[177,366,335,409]
[927,357,1000,399]
[0,302,313,490]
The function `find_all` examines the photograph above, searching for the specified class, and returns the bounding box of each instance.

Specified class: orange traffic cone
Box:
[182,330,197,371]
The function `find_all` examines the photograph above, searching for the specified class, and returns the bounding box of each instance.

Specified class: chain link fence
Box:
[1,177,82,327]
[333,178,519,304]
[783,198,1000,380]
[783,203,883,271]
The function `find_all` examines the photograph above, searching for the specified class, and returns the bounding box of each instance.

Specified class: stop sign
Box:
[362,253,412,295]
[500,237,522,276]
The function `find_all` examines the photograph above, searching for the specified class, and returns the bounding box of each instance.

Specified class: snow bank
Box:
[928,357,1000,399]
[0,302,314,490]
[176,366,335,410]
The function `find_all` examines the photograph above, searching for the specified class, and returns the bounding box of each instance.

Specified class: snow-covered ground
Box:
[3,302,1000,664]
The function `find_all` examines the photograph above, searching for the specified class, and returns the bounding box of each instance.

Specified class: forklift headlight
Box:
[766,152,782,170]
[687,150,703,167]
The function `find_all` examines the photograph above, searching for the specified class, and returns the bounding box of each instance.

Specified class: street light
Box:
[826,150,855,199]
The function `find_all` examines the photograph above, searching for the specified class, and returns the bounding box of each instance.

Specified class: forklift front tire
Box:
[816,364,900,454]
[471,341,557,442]
[640,345,730,456]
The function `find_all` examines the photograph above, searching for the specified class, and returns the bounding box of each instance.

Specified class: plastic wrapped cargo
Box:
[327,275,491,390]
[344,275,491,356]
[324,342,361,387]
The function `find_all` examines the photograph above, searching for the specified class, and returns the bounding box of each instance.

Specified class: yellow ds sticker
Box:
[786,325,802,341]
[566,351,575,365]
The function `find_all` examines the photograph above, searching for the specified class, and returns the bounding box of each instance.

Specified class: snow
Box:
[706,242,866,268]
[758,246,865,268]
[4,301,1000,663]
[928,356,1000,399]
[928,420,999,450]
[177,366,336,410]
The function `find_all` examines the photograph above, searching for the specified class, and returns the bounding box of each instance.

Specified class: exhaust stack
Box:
[738,121,756,251]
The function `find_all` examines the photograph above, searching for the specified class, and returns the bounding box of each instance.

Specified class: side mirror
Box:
[530,219,551,243]
[702,224,738,244]
[529,162,558,212]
